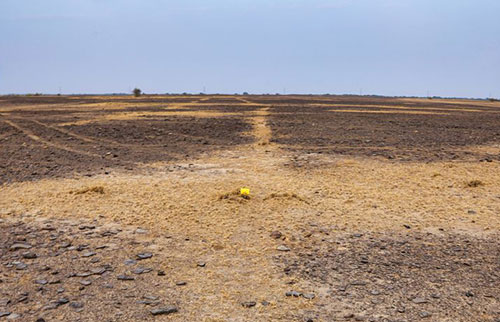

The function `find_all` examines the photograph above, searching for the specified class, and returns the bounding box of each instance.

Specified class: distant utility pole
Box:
[58,86,62,95]
[203,86,206,93]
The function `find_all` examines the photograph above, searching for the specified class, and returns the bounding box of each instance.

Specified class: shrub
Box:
[133,88,142,97]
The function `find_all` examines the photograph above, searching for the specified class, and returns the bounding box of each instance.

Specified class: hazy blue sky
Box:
[1,0,499,97]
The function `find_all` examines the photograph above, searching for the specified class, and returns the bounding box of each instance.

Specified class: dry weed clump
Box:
[466,180,484,188]
[218,189,250,202]
[71,186,105,195]
[264,192,308,203]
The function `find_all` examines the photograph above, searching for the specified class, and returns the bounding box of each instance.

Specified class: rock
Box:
[157,270,166,276]
[270,231,282,239]
[176,281,187,286]
[135,228,148,234]
[302,293,315,300]
[0,299,10,306]
[286,291,302,297]
[136,253,153,260]
[56,298,69,305]
[277,245,290,252]
[57,288,65,294]
[241,301,256,308]
[403,224,411,229]
[35,280,48,285]
[70,302,84,309]
[80,280,92,286]
[91,267,106,275]
[79,225,95,230]
[261,301,270,306]
[412,297,428,304]
[10,243,32,251]
[22,252,37,259]
[59,242,71,248]
[124,259,137,265]
[133,267,152,274]
[467,210,477,215]
[117,275,135,281]
[6,313,20,319]
[15,263,27,270]
[0,312,11,318]
[197,262,206,267]
[419,311,432,318]
[144,295,159,301]
[82,251,96,257]
[150,306,178,315]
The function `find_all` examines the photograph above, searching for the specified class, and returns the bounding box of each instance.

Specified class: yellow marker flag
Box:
[240,188,250,196]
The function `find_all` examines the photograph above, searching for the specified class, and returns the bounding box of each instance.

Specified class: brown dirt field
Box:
[0,95,499,321]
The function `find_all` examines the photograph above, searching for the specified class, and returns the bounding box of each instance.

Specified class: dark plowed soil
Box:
[276,231,500,321]
[268,99,500,162]
[0,113,252,184]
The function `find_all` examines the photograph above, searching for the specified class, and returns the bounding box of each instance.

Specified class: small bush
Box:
[133,88,142,97]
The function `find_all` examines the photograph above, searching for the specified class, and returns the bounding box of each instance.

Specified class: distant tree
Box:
[243,92,249,95]
[133,88,142,97]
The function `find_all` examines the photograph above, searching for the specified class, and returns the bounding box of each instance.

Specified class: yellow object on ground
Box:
[240,188,250,196]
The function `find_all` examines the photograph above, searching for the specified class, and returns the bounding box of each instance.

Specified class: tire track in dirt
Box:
[3,119,103,158]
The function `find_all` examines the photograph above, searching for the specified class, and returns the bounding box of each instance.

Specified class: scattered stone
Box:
[6,313,20,319]
[136,253,153,260]
[59,242,71,248]
[56,298,69,305]
[0,299,10,306]
[419,311,432,318]
[403,224,411,229]
[241,301,256,308]
[286,291,302,297]
[270,231,282,239]
[10,243,32,251]
[302,293,315,300]
[157,270,166,276]
[57,288,65,294]
[70,302,84,309]
[412,297,428,304]
[465,291,474,297]
[79,225,95,230]
[277,245,290,252]
[150,306,178,316]
[82,251,96,257]
[197,262,206,267]
[133,267,152,274]
[0,312,11,318]
[261,301,270,306]
[35,280,48,285]
[95,245,107,249]
[124,259,137,265]
[117,275,135,281]
[80,280,92,286]
[176,281,187,286]
[90,257,100,263]
[135,228,148,234]
[15,263,27,270]
[22,252,37,259]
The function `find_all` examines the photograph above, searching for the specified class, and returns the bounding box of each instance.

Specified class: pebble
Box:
[91,267,106,275]
[56,298,69,305]
[157,270,166,276]
[0,312,11,318]
[6,313,20,319]
[270,231,282,239]
[135,228,148,234]
[412,297,428,304]
[419,311,432,318]
[70,302,84,309]
[82,251,96,257]
[22,252,37,259]
[197,262,206,267]
[124,259,137,265]
[302,293,315,300]
[80,280,92,286]
[117,275,135,281]
[150,306,178,316]
[136,253,153,260]
[10,243,32,251]
[286,291,302,297]
[15,263,27,270]
[277,245,290,252]
[176,281,187,286]
[133,267,152,274]
[241,301,256,308]
[35,280,48,285]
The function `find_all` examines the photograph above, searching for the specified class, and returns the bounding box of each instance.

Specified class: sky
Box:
[1,0,499,98]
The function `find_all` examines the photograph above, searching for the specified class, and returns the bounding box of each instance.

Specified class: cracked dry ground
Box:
[1,95,500,321]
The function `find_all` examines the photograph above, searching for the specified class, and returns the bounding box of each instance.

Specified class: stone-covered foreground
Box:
[1,215,498,321]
